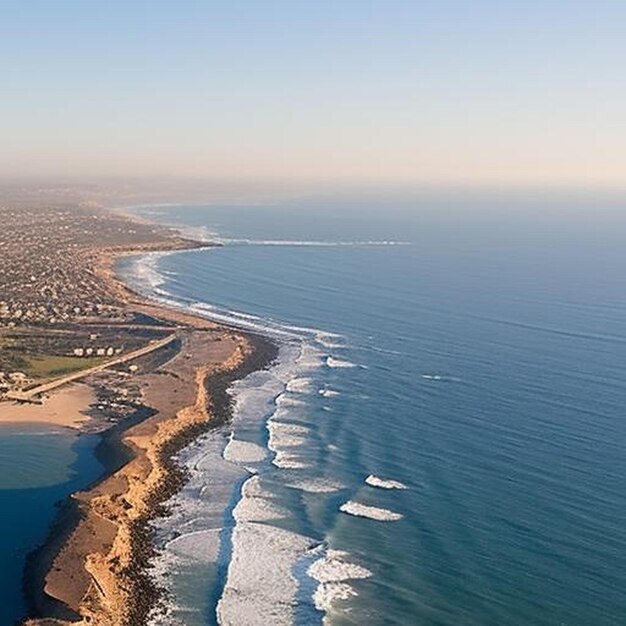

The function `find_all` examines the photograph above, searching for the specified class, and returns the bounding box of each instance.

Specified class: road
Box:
[5,333,178,402]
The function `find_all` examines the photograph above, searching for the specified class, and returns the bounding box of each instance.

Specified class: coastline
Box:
[19,222,279,625]
[0,383,95,429]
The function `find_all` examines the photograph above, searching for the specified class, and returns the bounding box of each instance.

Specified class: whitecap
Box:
[313,581,358,615]
[365,475,408,490]
[339,501,403,522]
[319,388,340,398]
[326,356,356,369]
[233,493,289,522]
[286,478,344,493]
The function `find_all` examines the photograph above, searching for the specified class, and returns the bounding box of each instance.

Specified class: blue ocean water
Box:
[0,425,102,625]
[124,199,626,625]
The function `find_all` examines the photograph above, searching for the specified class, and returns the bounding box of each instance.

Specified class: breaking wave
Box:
[308,548,373,617]
[121,231,392,626]
[365,475,408,490]
[326,356,357,369]
[339,501,404,522]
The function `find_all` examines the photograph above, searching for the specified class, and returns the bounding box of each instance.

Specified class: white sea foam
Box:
[218,476,314,626]
[309,549,373,583]
[239,473,266,499]
[272,450,312,470]
[297,343,325,369]
[339,501,404,522]
[275,393,306,408]
[365,474,408,490]
[267,421,310,449]
[315,331,346,349]
[286,376,315,394]
[233,490,289,522]
[146,429,250,626]
[319,388,340,398]
[286,478,344,493]
[130,252,169,290]
[326,356,357,368]
[223,438,267,463]
[308,549,373,618]
[314,582,358,616]
[223,238,410,247]
[271,406,292,421]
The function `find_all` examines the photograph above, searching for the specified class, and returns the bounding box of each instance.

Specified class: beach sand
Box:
[0,383,95,429]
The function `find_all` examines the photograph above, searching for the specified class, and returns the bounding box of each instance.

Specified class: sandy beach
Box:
[0,383,95,429]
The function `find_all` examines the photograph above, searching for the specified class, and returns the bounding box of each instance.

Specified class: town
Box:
[0,203,191,401]
[0,203,175,326]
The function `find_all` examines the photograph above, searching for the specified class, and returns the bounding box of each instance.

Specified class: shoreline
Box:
[0,383,95,429]
[19,220,280,625]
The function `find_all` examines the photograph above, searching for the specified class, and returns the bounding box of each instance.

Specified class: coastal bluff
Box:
[24,324,260,626]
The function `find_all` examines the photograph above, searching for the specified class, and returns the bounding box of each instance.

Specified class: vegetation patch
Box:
[25,355,106,379]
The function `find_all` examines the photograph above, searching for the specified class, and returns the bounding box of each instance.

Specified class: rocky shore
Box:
[18,212,278,626]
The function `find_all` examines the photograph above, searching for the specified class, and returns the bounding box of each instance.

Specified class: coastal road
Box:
[6,333,178,402]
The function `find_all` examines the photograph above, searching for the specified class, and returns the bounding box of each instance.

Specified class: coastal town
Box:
[0,203,199,402]
[0,203,175,326]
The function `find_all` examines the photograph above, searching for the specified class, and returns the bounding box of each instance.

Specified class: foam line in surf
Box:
[222,238,410,247]
[267,421,310,450]
[218,475,314,626]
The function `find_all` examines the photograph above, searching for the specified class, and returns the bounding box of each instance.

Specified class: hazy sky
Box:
[1,1,624,187]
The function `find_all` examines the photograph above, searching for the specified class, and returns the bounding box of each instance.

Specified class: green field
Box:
[0,346,105,380]
[24,354,106,379]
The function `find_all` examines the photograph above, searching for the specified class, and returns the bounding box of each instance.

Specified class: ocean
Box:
[76,198,626,623]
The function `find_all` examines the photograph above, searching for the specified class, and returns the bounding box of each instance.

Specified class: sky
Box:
[1,0,625,188]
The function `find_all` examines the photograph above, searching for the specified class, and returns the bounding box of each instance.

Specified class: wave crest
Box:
[339,501,403,522]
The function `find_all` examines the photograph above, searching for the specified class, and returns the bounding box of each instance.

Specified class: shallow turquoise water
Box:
[125,199,626,624]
